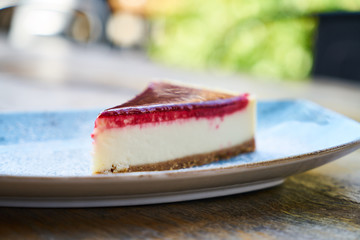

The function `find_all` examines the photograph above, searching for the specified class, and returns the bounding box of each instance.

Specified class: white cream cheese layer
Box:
[92,99,256,173]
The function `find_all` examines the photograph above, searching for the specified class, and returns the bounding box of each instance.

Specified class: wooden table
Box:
[0,47,360,239]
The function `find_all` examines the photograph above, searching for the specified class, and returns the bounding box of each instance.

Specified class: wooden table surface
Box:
[0,46,360,239]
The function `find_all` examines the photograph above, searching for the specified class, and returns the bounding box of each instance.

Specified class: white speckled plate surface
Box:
[0,100,360,208]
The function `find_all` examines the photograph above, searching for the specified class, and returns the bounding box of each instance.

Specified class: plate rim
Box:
[0,178,285,208]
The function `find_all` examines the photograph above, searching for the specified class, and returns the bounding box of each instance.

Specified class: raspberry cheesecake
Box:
[92,82,256,173]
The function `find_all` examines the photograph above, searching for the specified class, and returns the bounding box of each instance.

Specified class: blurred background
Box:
[0,0,359,119]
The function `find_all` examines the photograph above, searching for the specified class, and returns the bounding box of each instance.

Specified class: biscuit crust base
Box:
[100,138,255,173]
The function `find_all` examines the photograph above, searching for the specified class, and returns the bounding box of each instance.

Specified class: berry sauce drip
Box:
[96,82,249,129]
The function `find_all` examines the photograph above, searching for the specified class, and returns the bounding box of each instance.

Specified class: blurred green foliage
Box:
[148,0,360,80]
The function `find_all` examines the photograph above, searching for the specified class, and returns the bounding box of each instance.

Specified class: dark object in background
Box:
[312,12,360,82]
[0,7,13,32]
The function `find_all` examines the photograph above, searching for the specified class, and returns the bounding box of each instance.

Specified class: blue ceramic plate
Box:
[0,100,359,207]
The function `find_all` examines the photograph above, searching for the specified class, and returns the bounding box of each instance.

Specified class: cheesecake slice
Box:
[92,82,256,173]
